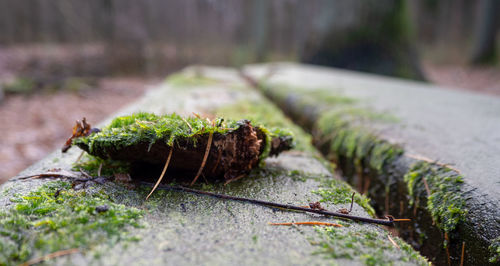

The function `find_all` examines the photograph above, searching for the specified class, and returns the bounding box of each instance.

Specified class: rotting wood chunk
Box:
[63,112,294,183]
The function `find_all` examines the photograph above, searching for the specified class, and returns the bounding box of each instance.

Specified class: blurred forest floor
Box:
[0,45,499,184]
[423,62,500,96]
[0,78,153,184]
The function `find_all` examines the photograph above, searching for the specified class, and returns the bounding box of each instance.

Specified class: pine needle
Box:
[190,131,213,186]
[97,163,103,177]
[268,221,343,227]
[21,248,80,266]
[146,148,173,200]
[388,235,400,249]
[460,241,466,266]
[181,117,193,132]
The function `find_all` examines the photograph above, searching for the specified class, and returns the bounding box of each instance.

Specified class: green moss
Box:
[315,226,429,266]
[403,161,467,233]
[0,181,143,265]
[313,178,375,217]
[2,77,37,94]
[258,83,402,175]
[165,72,219,87]
[334,107,399,124]
[489,237,500,263]
[316,110,403,174]
[73,154,131,176]
[75,112,291,162]
[262,83,394,123]
[78,112,229,150]
[260,84,356,118]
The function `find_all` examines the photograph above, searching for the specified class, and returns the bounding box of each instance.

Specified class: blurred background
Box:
[0,0,499,183]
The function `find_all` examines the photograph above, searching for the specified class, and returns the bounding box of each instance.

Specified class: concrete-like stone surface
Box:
[0,67,424,265]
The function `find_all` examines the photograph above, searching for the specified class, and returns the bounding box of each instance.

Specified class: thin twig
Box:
[191,131,213,186]
[146,148,174,200]
[21,248,80,266]
[349,192,355,213]
[141,182,409,226]
[16,170,90,182]
[269,221,342,227]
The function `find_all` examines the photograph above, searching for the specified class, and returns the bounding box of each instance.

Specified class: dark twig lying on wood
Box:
[15,171,409,226]
[17,170,88,182]
[140,182,410,226]
[16,170,108,191]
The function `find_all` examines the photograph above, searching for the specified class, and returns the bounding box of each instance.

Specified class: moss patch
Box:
[316,110,403,174]
[403,161,467,233]
[258,83,402,174]
[0,181,143,265]
[489,237,500,263]
[165,72,219,88]
[260,83,356,108]
[75,112,233,152]
[73,154,131,177]
[75,112,291,161]
[315,226,429,266]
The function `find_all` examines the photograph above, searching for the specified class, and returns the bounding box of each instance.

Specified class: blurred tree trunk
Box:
[301,0,425,80]
[470,0,500,64]
[251,0,270,62]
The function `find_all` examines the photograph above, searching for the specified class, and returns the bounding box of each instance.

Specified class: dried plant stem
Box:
[146,148,173,200]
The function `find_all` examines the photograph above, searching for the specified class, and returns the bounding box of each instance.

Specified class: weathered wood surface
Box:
[243,62,500,265]
[0,66,426,265]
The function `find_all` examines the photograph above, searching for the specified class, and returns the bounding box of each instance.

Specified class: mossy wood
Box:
[69,113,293,183]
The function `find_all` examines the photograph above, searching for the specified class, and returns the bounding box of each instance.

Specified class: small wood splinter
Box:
[269,221,343,227]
